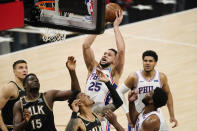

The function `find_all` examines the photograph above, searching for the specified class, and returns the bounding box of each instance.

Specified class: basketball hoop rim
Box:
[35,1,55,11]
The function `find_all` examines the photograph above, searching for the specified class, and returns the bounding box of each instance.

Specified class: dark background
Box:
[0,0,196,55]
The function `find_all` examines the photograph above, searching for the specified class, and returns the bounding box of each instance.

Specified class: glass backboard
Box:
[23,0,106,34]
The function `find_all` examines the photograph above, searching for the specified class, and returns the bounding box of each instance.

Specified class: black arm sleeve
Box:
[105,81,123,109]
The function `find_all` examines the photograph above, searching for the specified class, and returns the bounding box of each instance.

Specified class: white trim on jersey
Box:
[135,110,169,131]
[135,70,162,113]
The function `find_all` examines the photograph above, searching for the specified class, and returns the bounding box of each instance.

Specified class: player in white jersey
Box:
[135,110,169,131]
[85,67,117,111]
[82,10,125,131]
[128,88,169,131]
[134,70,161,113]
[118,50,178,130]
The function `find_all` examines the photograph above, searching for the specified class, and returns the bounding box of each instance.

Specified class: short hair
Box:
[13,60,27,69]
[23,73,36,87]
[142,50,158,62]
[68,90,81,110]
[152,88,168,108]
[108,48,117,56]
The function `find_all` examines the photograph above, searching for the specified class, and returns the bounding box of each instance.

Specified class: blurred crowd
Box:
[0,0,196,55]
[110,0,197,24]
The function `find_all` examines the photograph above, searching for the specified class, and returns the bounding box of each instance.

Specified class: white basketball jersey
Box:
[85,67,117,111]
[135,110,169,131]
[135,70,162,113]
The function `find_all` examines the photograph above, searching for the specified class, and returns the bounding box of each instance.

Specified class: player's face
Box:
[25,75,40,93]
[142,90,154,106]
[14,63,28,80]
[99,50,116,68]
[143,56,157,72]
[77,93,94,106]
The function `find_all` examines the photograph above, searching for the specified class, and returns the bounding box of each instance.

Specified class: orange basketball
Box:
[105,3,122,23]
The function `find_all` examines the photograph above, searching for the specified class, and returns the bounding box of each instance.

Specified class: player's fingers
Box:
[105,114,110,120]
[72,100,79,107]
[96,69,100,76]
[108,110,113,114]
[24,112,31,115]
[71,56,74,61]
[96,68,102,76]
[172,120,178,128]
[73,99,80,104]
[68,56,73,61]
[98,65,102,70]
[115,11,118,18]
[105,111,111,119]
[24,112,31,117]
[24,108,31,113]
[118,10,121,17]
[68,56,71,61]
[96,68,102,72]
[128,90,132,97]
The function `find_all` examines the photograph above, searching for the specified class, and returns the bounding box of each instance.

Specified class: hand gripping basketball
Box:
[105,3,122,23]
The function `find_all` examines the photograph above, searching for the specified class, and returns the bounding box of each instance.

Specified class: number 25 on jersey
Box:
[88,82,102,92]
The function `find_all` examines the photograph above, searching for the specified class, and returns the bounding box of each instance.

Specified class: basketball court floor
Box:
[0,8,196,131]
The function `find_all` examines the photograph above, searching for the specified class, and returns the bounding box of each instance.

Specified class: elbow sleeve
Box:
[105,81,123,109]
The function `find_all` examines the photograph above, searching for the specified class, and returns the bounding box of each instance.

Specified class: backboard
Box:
[23,0,106,34]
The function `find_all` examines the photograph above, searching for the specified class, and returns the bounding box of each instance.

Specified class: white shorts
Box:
[101,117,110,131]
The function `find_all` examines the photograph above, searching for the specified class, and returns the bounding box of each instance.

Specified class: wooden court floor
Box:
[0,8,197,131]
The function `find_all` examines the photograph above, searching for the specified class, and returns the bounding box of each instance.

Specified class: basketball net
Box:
[35,1,68,42]
[39,28,68,42]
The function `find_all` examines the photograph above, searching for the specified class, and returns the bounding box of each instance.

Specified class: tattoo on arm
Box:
[65,118,80,131]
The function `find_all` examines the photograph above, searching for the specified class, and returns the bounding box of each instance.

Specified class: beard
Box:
[99,61,110,68]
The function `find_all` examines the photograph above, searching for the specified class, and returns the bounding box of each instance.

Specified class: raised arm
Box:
[94,69,123,115]
[0,84,17,131]
[160,73,178,128]
[65,100,85,131]
[113,10,125,75]
[13,101,31,131]
[82,35,98,72]
[66,56,81,92]
[128,90,139,125]
[44,56,81,109]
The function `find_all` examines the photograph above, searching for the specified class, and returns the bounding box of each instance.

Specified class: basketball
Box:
[105,3,122,23]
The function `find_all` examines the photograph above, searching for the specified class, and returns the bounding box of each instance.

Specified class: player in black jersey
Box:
[0,60,28,131]
[66,69,123,131]
[13,56,81,131]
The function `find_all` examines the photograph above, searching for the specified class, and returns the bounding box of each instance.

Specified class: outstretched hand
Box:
[96,68,109,83]
[66,56,76,71]
[113,10,123,27]
[128,90,138,103]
